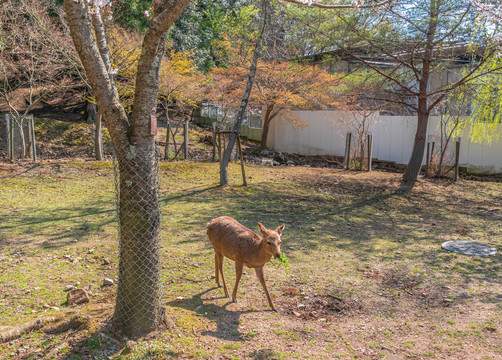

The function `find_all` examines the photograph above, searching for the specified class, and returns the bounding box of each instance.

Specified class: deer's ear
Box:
[276,224,285,236]
[258,222,267,235]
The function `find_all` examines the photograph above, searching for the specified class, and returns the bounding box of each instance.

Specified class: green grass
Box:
[0,161,501,360]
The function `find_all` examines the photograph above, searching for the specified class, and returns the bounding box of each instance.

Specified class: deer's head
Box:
[258,223,285,258]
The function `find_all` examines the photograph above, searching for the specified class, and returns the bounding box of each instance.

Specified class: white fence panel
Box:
[269,111,502,173]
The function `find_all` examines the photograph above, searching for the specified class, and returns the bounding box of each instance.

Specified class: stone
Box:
[102,278,114,286]
[259,149,269,157]
[102,258,111,265]
[67,288,90,305]
[64,285,76,292]
[297,304,306,309]
[310,227,316,232]
[293,311,301,317]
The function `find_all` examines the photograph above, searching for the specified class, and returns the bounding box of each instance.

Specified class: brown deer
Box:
[206,216,285,311]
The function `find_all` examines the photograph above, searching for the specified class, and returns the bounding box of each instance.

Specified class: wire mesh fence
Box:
[112,144,164,333]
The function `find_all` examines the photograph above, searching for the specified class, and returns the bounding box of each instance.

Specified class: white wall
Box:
[268,111,502,173]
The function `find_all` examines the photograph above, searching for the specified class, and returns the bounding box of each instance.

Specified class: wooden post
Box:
[95,112,103,161]
[429,141,435,176]
[27,116,33,159]
[212,122,216,162]
[30,115,37,161]
[344,132,352,170]
[425,141,431,176]
[367,133,373,172]
[237,135,247,186]
[218,131,222,165]
[454,138,461,182]
[183,120,189,160]
[164,122,171,160]
[6,114,13,160]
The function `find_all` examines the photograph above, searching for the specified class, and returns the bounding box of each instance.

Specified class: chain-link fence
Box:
[112,144,163,334]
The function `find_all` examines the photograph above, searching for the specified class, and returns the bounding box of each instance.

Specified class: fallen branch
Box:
[0,316,58,343]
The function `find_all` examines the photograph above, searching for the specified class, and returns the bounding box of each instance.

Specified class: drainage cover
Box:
[441,240,497,256]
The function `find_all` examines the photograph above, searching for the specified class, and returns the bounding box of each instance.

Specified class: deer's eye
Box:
[268,241,272,245]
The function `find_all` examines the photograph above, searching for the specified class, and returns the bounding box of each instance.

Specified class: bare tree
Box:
[0,1,78,158]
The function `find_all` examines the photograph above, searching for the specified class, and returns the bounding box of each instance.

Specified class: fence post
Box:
[6,114,13,160]
[218,131,222,165]
[425,141,431,176]
[237,135,247,186]
[367,133,373,172]
[164,122,171,160]
[454,137,461,181]
[30,115,37,161]
[344,132,352,170]
[183,120,189,160]
[212,122,216,162]
[429,141,435,176]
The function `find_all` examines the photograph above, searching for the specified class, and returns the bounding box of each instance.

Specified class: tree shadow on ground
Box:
[166,287,255,342]
[0,200,116,250]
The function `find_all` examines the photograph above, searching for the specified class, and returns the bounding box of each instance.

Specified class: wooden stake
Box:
[218,131,222,165]
[454,138,461,181]
[184,120,189,160]
[425,141,431,176]
[164,122,171,160]
[212,122,216,162]
[344,132,352,170]
[237,135,247,186]
[429,141,435,176]
[367,133,373,172]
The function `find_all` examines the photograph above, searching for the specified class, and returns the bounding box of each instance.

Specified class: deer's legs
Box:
[255,266,275,311]
[214,253,220,286]
[216,252,229,297]
[232,262,243,302]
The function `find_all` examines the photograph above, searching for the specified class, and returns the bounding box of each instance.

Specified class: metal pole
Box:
[237,136,247,186]
[367,133,373,172]
[183,120,189,160]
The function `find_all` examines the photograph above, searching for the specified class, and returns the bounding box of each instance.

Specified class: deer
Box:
[206,216,285,311]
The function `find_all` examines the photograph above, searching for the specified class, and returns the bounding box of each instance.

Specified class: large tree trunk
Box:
[113,146,162,335]
[401,109,428,189]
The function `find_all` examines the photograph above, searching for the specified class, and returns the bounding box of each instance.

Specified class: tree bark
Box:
[260,105,274,149]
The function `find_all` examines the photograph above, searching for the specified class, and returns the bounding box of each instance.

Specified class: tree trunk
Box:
[261,116,273,149]
[113,146,162,336]
[401,110,428,189]
[63,0,191,337]
[95,112,103,160]
[220,4,267,186]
